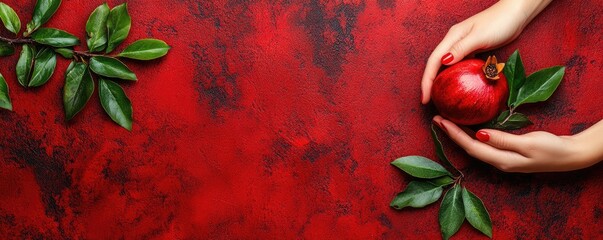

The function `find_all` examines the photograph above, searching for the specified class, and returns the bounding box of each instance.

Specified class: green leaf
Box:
[504,50,526,107]
[89,56,137,80]
[63,62,94,120]
[54,48,73,58]
[391,156,452,179]
[86,3,109,52]
[28,47,57,87]
[429,176,455,187]
[99,78,132,130]
[390,181,443,209]
[490,110,533,130]
[25,0,61,35]
[0,2,21,35]
[118,39,171,60]
[30,28,80,48]
[431,124,455,172]
[105,3,131,53]
[0,73,12,111]
[16,44,35,87]
[462,187,493,238]
[514,66,565,107]
[0,41,14,56]
[495,110,511,123]
[439,185,465,240]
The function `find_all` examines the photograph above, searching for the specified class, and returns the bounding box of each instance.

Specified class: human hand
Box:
[432,115,599,173]
[421,0,553,104]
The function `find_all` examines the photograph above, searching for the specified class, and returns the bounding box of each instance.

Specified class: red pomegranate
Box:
[431,56,508,125]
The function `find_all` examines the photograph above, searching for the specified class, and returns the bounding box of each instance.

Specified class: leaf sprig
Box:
[0,1,171,130]
[488,50,565,130]
[391,125,492,240]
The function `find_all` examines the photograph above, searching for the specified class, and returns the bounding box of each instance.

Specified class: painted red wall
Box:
[0,0,601,239]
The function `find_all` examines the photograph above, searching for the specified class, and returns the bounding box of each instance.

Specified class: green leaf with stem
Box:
[54,48,73,58]
[439,185,465,240]
[99,78,133,130]
[462,187,493,238]
[429,176,454,187]
[391,156,452,179]
[28,47,56,87]
[390,181,443,209]
[431,124,460,177]
[86,3,109,53]
[63,62,94,120]
[30,28,80,48]
[106,3,131,53]
[16,44,35,87]
[0,41,14,56]
[0,73,12,111]
[25,0,61,35]
[89,56,137,80]
[0,2,21,35]
[504,50,526,107]
[118,39,171,60]
[513,66,565,107]
[490,110,532,130]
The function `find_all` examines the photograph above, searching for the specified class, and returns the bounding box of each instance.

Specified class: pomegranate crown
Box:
[482,55,505,80]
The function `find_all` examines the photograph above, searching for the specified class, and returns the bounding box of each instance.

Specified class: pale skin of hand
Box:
[421,0,553,104]
[423,0,603,172]
[433,116,603,173]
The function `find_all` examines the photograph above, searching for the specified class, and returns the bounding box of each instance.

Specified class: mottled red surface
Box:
[0,0,601,239]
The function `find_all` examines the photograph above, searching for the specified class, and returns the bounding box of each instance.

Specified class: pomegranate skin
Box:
[431,59,508,125]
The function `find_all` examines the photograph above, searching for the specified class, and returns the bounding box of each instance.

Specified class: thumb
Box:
[475,129,527,152]
[442,36,482,65]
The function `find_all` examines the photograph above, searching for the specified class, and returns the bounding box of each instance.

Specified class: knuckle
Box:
[523,139,537,152]
[451,42,465,55]
[496,164,511,172]
[497,163,517,172]
[449,24,461,32]
[463,141,479,157]
[497,134,511,149]
[497,156,530,173]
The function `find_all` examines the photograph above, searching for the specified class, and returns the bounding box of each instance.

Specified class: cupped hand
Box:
[432,115,594,173]
[421,0,552,104]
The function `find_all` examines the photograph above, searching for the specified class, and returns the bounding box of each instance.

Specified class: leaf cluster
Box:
[391,126,492,239]
[487,50,565,130]
[0,1,171,130]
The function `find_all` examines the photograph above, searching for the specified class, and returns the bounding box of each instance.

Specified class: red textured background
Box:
[0,0,601,239]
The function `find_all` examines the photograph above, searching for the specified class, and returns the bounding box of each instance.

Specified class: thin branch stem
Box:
[73,50,104,58]
[0,35,34,45]
[0,35,120,62]
[497,107,516,127]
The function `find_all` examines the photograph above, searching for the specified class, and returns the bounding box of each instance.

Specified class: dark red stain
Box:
[0,0,602,239]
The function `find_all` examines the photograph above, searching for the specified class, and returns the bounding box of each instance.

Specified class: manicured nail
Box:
[476,131,490,142]
[434,120,446,132]
[441,53,453,65]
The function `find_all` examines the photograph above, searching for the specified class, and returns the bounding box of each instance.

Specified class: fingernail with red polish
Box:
[420,92,424,102]
[432,119,439,127]
[434,120,446,132]
[441,53,453,65]
[476,131,490,142]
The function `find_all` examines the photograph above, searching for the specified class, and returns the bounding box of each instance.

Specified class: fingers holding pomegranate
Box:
[433,116,526,172]
[420,0,551,104]
[420,23,470,104]
[433,116,593,173]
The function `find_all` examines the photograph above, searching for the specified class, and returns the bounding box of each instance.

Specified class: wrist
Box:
[565,134,602,170]
[500,0,553,27]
